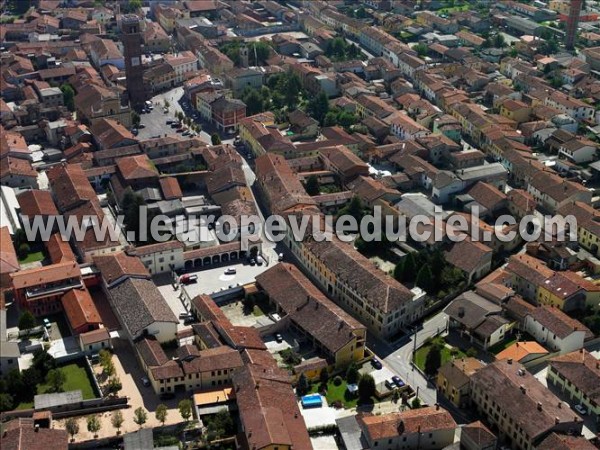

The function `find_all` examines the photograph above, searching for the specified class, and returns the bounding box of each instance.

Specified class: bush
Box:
[18,311,36,331]
[17,243,30,260]
[466,347,478,358]
[333,376,343,386]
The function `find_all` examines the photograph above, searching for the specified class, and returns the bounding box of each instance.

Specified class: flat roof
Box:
[193,387,235,406]
[34,390,83,410]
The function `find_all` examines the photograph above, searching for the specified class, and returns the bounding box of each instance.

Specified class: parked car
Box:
[179,312,192,319]
[183,316,196,325]
[180,274,198,284]
[371,358,382,369]
[166,119,173,124]
[132,128,138,136]
[278,253,284,262]
[138,123,146,129]
[43,318,51,329]
[392,376,404,387]
[574,404,587,415]
[249,259,256,266]
[256,256,264,266]
[224,268,236,275]
[275,333,283,343]
[385,379,395,390]
[159,392,175,400]
[141,376,150,387]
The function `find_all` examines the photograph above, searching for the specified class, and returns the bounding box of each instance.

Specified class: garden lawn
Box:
[414,337,466,372]
[36,365,94,398]
[438,4,470,13]
[309,379,377,409]
[18,251,44,264]
[16,361,96,408]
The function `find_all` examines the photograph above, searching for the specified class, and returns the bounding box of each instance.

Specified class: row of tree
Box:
[64,399,193,441]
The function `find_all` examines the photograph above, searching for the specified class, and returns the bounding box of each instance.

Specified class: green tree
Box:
[111,410,124,434]
[0,393,14,412]
[155,403,168,426]
[297,373,309,396]
[307,91,329,125]
[134,407,148,428]
[346,363,359,384]
[46,368,66,393]
[18,311,36,330]
[17,243,30,260]
[319,367,329,386]
[242,88,265,115]
[211,133,222,145]
[60,84,75,111]
[124,0,141,13]
[283,73,302,108]
[413,43,429,57]
[411,397,422,408]
[99,349,111,369]
[304,175,320,196]
[65,417,79,441]
[206,410,235,441]
[131,111,140,127]
[250,41,271,65]
[424,345,442,376]
[86,415,101,438]
[106,377,122,396]
[358,373,375,403]
[338,196,365,223]
[178,399,192,421]
[416,265,434,292]
[32,349,56,374]
[401,253,418,283]
[493,33,506,48]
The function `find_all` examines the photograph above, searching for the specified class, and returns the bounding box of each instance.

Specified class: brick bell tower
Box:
[120,15,145,111]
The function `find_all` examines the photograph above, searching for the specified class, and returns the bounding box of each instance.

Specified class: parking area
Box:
[154,273,193,327]
[136,86,213,144]
[180,259,273,298]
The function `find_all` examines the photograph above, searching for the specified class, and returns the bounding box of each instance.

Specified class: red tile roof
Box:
[61,287,102,332]
[159,177,182,200]
[45,233,76,264]
[0,226,19,277]
[10,261,80,290]
[116,154,158,181]
[359,406,457,441]
[17,189,58,217]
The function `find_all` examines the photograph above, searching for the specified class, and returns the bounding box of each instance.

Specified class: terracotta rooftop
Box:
[359,406,457,441]
[61,287,102,332]
[10,261,80,290]
[116,154,158,181]
[471,359,581,441]
[256,263,365,355]
[496,341,549,362]
[0,226,19,277]
[94,252,149,285]
[17,189,58,217]
[45,233,76,264]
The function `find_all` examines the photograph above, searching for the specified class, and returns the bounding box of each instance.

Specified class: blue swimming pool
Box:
[301,394,323,408]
